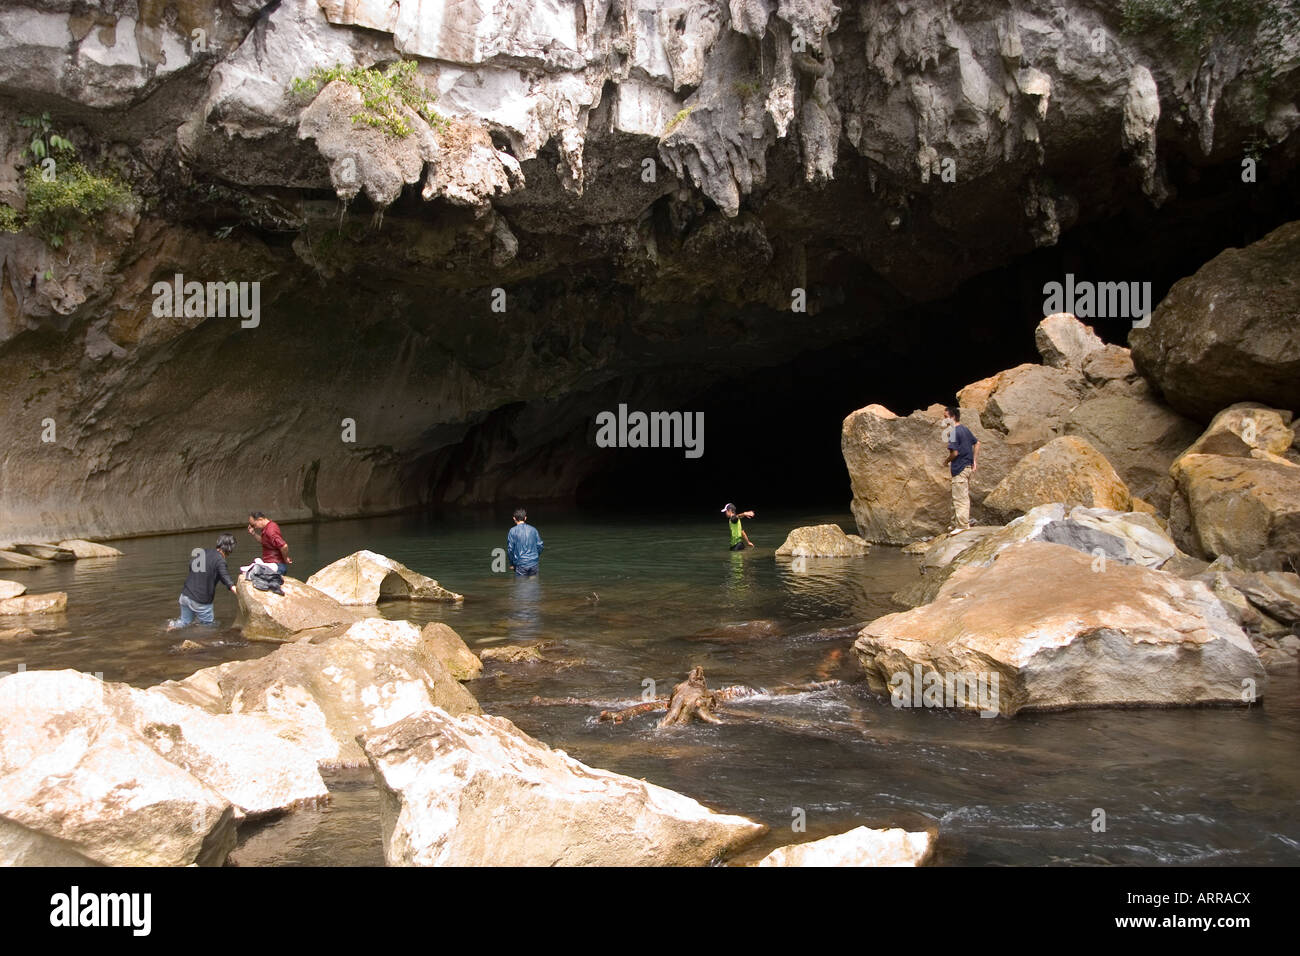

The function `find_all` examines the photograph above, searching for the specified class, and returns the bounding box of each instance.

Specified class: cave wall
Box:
[1,0,1298,540]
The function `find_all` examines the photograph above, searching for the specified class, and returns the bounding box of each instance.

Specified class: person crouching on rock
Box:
[721,502,755,550]
[169,533,237,629]
[943,406,979,533]
[247,510,291,574]
[507,507,544,576]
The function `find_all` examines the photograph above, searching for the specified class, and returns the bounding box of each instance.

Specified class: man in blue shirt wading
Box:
[944,406,980,532]
[507,507,544,576]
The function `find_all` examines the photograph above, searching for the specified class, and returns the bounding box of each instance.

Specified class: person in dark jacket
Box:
[506,507,544,576]
[168,533,237,628]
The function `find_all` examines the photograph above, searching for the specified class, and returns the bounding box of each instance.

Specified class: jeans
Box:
[514,564,538,576]
[173,593,215,627]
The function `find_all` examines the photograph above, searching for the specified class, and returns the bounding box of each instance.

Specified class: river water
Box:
[3,509,1297,866]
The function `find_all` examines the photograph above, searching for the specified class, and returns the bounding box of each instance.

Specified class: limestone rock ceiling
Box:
[0,0,1297,538]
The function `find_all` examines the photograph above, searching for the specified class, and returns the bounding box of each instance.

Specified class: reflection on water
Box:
[2,509,1297,866]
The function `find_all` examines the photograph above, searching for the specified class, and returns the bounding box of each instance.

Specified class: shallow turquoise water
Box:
[3,508,1297,866]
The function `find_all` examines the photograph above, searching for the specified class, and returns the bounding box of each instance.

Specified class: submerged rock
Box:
[1130,220,1300,421]
[56,539,124,559]
[984,436,1132,519]
[775,524,870,557]
[360,707,766,866]
[0,592,67,616]
[306,550,463,605]
[0,551,49,570]
[857,541,1265,715]
[154,618,481,770]
[754,825,936,867]
[234,576,373,641]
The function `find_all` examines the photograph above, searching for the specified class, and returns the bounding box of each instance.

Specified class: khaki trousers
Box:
[951,467,971,529]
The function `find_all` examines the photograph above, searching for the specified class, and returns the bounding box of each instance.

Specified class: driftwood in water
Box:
[576,669,845,727]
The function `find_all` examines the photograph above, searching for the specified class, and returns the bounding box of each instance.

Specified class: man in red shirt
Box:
[247,511,292,574]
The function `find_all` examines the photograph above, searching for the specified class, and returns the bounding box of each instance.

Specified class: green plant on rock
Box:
[21,164,134,249]
[18,111,76,162]
[0,204,20,233]
[662,106,695,137]
[1120,0,1297,56]
[291,60,447,138]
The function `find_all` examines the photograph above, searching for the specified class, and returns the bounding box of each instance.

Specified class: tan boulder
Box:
[360,707,766,866]
[984,436,1131,518]
[856,542,1265,715]
[234,575,373,641]
[775,524,870,557]
[1034,313,1105,369]
[980,364,1085,434]
[420,622,482,681]
[1178,403,1295,460]
[306,549,463,605]
[1170,454,1300,565]
[1082,344,1141,387]
[754,826,936,867]
[0,581,25,600]
[0,670,239,866]
[56,539,123,558]
[0,592,67,617]
[841,403,1027,544]
[154,618,481,770]
[1063,390,1201,511]
[0,627,36,642]
[0,550,49,570]
[895,503,1182,607]
[956,373,1002,415]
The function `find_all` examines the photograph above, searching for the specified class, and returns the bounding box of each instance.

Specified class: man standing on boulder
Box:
[168,533,237,629]
[507,507,544,576]
[944,407,979,532]
[247,511,292,574]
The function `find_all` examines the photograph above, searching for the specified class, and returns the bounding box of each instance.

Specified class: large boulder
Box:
[360,708,766,866]
[154,618,481,769]
[234,576,373,641]
[10,543,74,561]
[0,670,240,866]
[419,623,482,681]
[1063,389,1202,511]
[856,541,1265,715]
[0,592,67,616]
[1178,403,1295,460]
[1130,219,1300,421]
[774,524,870,557]
[0,581,24,600]
[1034,313,1105,370]
[895,503,1182,607]
[56,539,124,559]
[754,826,936,867]
[841,404,1026,544]
[306,550,463,605]
[980,364,1085,435]
[1169,454,1300,565]
[983,436,1132,518]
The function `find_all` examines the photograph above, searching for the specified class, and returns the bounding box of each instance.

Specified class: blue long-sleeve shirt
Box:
[506,522,543,569]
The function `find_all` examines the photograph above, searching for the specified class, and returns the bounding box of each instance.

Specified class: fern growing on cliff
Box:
[292,60,447,138]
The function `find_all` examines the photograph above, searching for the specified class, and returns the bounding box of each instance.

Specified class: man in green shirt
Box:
[721,502,755,550]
